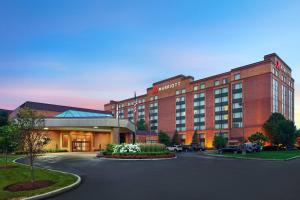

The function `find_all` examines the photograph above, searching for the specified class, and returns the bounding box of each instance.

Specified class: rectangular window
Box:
[194,86,198,91]
[272,79,279,113]
[223,78,229,84]
[214,80,220,86]
[200,83,206,89]
[234,73,241,80]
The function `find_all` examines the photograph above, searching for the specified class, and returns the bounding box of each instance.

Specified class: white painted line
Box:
[12,157,81,200]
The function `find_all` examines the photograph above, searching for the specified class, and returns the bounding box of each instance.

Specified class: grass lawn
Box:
[205,150,300,160]
[0,155,78,200]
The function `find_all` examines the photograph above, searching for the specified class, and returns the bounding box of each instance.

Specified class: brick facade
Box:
[105,53,294,147]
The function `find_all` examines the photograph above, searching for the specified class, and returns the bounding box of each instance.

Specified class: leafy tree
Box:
[277,120,297,148]
[213,135,227,150]
[15,108,50,182]
[248,132,269,146]
[171,130,180,145]
[264,113,297,148]
[0,110,9,127]
[158,130,170,146]
[137,119,147,131]
[0,124,19,167]
[191,130,198,144]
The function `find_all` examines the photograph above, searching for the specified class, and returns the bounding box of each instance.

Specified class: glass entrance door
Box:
[72,140,91,152]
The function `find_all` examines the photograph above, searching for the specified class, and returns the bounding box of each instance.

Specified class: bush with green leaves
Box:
[264,113,297,148]
[248,132,269,146]
[158,130,170,146]
[213,135,227,150]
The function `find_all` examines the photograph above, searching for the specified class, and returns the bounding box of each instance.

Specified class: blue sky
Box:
[0,0,299,125]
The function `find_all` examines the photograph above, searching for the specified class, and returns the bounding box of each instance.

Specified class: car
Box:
[166,145,183,152]
[182,145,193,152]
[220,145,242,154]
[190,143,205,152]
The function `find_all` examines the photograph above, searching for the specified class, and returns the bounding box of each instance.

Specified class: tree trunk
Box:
[29,154,35,182]
[5,148,8,168]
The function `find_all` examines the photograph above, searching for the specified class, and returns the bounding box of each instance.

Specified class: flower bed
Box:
[101,143,176,159]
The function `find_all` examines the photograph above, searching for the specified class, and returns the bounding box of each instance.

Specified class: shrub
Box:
[44,149,68,153]
[158,130,170,146]
[213,135,227,150]
[139,143,166,153]
[106,144,116,153]
[113,144,141,154]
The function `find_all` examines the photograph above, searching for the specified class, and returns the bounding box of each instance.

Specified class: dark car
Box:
[182,145,193,152]
[220,145,242,154]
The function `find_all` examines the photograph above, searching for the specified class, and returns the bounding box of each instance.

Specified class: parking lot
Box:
[19,152,300,200]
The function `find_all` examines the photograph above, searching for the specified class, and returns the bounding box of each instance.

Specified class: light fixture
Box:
[44,127,49,130]
[93,126,99,129]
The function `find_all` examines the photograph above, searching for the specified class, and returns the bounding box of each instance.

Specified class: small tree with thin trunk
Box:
[171,130,180,145]
[191,130,199,144]
[0,123,19,168]
[15,108,50,182]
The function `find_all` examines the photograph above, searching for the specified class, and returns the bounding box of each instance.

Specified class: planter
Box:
[103,153,176,159]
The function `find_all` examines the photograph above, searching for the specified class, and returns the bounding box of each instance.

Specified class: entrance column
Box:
[111,128,120,144]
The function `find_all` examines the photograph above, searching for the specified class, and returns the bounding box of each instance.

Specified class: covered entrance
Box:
[71,133,92,152]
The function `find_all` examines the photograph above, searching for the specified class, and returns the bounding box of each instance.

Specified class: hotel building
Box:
[104,53,295,148]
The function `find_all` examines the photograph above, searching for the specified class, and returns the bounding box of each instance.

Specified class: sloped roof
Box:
[18,101,111,115]
[56,110,112,118]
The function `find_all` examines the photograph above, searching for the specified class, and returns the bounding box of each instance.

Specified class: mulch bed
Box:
[0,165,17,170]
[104,153,176,159]
[4,180,55,192]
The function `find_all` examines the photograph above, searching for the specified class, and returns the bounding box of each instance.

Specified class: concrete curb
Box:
[200,153,293,161]
[13,157,81,200]
[99,156,177,161]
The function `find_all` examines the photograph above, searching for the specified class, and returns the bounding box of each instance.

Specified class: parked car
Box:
[220,145,242,154]
[182,145,193,152]
[190,143,205,152]
[166,145,183,152]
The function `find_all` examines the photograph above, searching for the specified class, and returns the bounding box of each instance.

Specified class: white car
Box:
[167,145,183,152]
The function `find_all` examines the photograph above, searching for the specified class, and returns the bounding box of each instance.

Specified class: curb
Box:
[13,157,81,200]
[99,156,177,161]
[284,156,300,161]
[200,153,288,161]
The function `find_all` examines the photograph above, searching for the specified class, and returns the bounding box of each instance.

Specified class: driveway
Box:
[19,152,300,200]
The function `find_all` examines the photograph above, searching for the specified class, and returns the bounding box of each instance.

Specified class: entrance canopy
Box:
[44,117,135,132]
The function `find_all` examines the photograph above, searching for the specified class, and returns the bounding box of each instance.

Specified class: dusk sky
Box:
[0,0,299,126]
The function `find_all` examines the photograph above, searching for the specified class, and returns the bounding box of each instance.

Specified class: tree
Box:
[191,130,198,144]
[15,108,50,182]
[171,130,180,145]
[0,124,19,167]
[158,130,170,146]
[137,119,147,131]
[277,120,297,149]
[0,110,9,127]
[213,135,227,150]
[248,132,269,146]
[264,113,297,148]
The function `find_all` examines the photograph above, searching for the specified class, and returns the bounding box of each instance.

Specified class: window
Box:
[214,89,221,95]
[194,86,198,91]
[214,80,220,86]
[176,90,180,95]
[223,78,229,84]
[272,79,279,113]
[234,73,241,80]
[181,89,186,94]
[233,83,242,90]
[154,96,158,100]
[62,134,69,148]
[233,93,242,99]
[200,83,206,89]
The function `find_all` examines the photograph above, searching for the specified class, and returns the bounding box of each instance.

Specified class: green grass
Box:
[0,155,78,200]
[205,150,300,160]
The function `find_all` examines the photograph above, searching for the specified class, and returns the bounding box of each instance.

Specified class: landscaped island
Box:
[101,143,176,159]
[204,150,300,160]
[0,155,78,200]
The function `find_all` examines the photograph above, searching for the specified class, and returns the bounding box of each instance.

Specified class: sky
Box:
[0,0,299,126]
